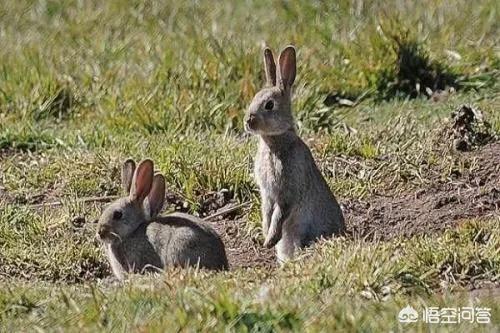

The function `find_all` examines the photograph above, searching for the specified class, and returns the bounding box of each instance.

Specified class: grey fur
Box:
[244,45,345,263]
[97,159,228,279]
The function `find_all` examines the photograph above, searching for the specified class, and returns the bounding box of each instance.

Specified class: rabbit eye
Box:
[264,100,274,110]
[113,210,123,220]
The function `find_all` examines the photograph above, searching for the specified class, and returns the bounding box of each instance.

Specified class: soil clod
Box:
[447,105,495,152]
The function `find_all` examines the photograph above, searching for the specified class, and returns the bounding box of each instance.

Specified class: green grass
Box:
[1,219,499,331]
[0,0,499,331]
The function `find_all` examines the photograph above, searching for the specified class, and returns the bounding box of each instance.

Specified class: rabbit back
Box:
[107,213,228,276]
[150,213,229,271]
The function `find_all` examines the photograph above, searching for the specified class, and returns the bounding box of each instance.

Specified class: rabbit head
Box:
[244,45,297,136]
[97,159,166,244]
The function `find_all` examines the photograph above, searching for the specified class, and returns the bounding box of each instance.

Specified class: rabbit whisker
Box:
[109,232,122,243]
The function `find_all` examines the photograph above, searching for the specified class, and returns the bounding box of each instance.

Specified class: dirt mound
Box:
[345,142,500,240]
[441,105,496,152]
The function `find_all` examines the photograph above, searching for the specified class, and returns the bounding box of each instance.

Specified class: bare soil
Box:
[208,218,276,270]
[345,142,499,241]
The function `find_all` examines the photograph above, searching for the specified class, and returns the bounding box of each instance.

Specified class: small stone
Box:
[360,290,373,300]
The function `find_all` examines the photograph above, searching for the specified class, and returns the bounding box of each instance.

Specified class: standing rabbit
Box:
[97,159,228,280]
[244,45,345,263]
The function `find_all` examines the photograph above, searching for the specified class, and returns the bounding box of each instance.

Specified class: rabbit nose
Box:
[246,114,257,128]
[97,224,111,239]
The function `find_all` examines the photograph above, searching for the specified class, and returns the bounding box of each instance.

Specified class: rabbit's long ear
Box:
[278,45,296,91]
[130,159,154,203]
[263,47,277,86]
[121,159,136,194]
[144,173,166,219]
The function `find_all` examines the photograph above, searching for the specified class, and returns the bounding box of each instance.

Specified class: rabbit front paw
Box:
[263,230,282,248]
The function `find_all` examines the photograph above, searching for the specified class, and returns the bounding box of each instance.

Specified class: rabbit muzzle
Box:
[97,224,118,242]
[245,113,259,132]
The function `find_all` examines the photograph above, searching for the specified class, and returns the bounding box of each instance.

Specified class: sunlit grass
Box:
[0,0,499,331]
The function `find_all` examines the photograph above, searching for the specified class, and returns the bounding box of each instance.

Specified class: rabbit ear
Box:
[263,47,277,86]
[130,159,154,203]
[278,45,296,91]
[144,173,166,219]
[121,159,136,194]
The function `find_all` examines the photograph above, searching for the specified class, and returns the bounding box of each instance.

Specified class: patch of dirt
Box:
[208,218,275,270]
[345,142,500,240]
